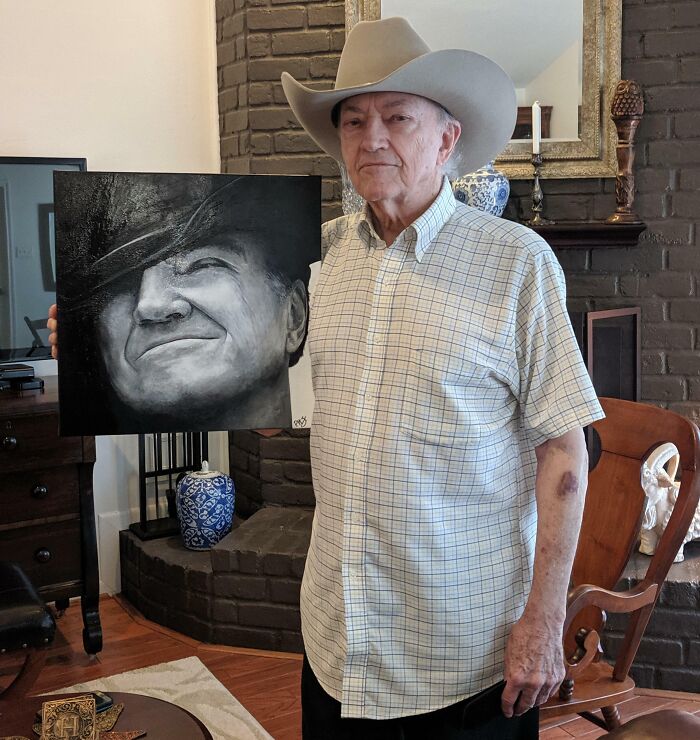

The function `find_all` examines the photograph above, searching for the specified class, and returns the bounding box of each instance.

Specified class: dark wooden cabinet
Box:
[0,376,102,654]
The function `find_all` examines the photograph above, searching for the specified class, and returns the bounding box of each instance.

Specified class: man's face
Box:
[97,242,302,415]
[338,92,457,206]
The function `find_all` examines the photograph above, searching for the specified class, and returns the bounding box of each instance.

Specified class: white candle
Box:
[532,100,541,154]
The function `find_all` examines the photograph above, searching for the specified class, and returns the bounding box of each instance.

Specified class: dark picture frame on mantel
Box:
[569,307,641,403]
[587,307,641,402]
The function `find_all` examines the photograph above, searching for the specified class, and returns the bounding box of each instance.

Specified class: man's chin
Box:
[113,370,248,414]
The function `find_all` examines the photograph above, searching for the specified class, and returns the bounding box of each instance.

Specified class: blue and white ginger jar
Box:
[452,161,510,217]
[176,461,234,551]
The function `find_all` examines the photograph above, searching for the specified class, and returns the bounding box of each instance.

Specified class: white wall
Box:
[524,42,581,141]
[0,0,224,594]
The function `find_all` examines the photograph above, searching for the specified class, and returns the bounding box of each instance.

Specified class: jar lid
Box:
[189,460,222,479]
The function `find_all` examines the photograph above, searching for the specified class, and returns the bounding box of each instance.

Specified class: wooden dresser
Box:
[0,376,102,654]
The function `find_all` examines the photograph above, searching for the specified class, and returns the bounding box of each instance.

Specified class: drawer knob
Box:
[35,548,51,564]
[32,484,49,499]
[2,435,17,450]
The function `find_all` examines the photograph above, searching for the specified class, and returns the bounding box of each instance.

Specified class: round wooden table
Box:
[1,691,213,739]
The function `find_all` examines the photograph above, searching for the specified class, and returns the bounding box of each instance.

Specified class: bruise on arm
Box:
[557,470,580,498]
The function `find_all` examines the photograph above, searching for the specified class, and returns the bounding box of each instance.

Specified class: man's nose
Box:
[133,264,191,324]
[360,116,389,151]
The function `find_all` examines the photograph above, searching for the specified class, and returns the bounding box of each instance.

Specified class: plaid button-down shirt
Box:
[302,177,604,720]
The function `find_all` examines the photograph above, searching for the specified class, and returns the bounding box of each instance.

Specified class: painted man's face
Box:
[97,242,306,416]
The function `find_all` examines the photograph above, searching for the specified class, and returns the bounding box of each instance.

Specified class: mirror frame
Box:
[345,0,621,179]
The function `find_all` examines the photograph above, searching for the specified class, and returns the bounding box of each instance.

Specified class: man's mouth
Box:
[359,162,397,170]
[133,335,220,361]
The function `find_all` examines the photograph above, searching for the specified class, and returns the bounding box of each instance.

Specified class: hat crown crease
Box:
[335,19,431,90]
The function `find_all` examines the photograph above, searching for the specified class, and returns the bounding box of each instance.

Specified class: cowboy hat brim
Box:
[282,48,517,175]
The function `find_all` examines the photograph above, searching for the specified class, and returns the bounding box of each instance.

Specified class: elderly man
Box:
[280,17,604,739]
[48,16,602,738]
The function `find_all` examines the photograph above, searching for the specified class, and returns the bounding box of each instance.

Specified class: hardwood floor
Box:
[0,595,302,739]
[2,594,699,739]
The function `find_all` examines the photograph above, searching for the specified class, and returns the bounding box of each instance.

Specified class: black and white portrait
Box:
[55,172,320,435]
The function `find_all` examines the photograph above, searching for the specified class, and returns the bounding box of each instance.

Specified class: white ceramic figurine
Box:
[639,442,700,562]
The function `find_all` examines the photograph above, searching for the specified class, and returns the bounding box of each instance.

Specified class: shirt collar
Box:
[355,176,456,262]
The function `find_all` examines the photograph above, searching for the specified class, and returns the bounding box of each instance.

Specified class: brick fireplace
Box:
[120,431,313,652]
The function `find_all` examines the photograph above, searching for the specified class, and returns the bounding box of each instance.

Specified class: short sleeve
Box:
[515,243,604,446]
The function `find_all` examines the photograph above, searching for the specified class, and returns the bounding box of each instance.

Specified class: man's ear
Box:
[285,279,308,355]
[437,119,461,167]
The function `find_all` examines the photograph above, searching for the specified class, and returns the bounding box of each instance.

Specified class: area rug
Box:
[55,656,273,740]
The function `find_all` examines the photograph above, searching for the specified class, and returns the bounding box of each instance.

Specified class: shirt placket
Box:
[341,236,411,711]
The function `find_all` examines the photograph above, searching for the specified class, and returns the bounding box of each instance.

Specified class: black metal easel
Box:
[129,432,209,540]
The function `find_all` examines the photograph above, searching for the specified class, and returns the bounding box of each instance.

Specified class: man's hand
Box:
[501,612,565,717]
[47,303,58,359]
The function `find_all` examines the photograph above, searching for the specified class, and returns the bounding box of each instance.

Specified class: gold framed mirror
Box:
[345,0,621,179]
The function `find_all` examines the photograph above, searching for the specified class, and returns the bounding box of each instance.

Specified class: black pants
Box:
[301,656,539,740]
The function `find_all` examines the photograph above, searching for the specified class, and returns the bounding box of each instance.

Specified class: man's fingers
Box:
[534,682,557,709]
[503,679,553,717]
[47,305,58,359]
[514,689,538,716]
[500,682,520,718]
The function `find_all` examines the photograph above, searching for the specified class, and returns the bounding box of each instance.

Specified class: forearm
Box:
[525,427,589,625]
[500,427,589,715]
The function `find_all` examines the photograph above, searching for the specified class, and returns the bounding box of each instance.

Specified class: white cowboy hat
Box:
[281,17,517,174]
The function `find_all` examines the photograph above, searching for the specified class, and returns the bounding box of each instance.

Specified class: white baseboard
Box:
[97,509,134,594]
[97,503,173,594]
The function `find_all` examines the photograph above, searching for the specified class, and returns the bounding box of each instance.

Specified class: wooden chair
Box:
[23,315,48,344]
[540,397,700,731]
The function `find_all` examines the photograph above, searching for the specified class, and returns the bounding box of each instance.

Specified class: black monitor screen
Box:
[0,156,86,362]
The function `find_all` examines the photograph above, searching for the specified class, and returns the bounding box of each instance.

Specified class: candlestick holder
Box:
[526,153,554,227]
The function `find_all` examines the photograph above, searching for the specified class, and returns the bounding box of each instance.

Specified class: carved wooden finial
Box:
[606,80,645,225]
[611,80,645,118]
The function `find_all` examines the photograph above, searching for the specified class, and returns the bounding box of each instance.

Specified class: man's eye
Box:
[390,114,409,122]
[342,118,361,128]
[181,258,228,274]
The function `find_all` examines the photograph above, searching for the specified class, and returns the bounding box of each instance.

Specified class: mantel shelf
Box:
[531,222,647,249]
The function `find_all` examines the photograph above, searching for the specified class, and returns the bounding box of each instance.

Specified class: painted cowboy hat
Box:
[281,17,517,175]
[55,172,320,310]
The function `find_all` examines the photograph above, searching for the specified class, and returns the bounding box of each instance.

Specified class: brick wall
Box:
[216,0,700,418]
[603,569,700,691]
[212,0,700,681]
[120,507,312,651]
[507,0,700,419]
[229,430,313,517]
[216,0,344,220]
[217,0,249,173]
